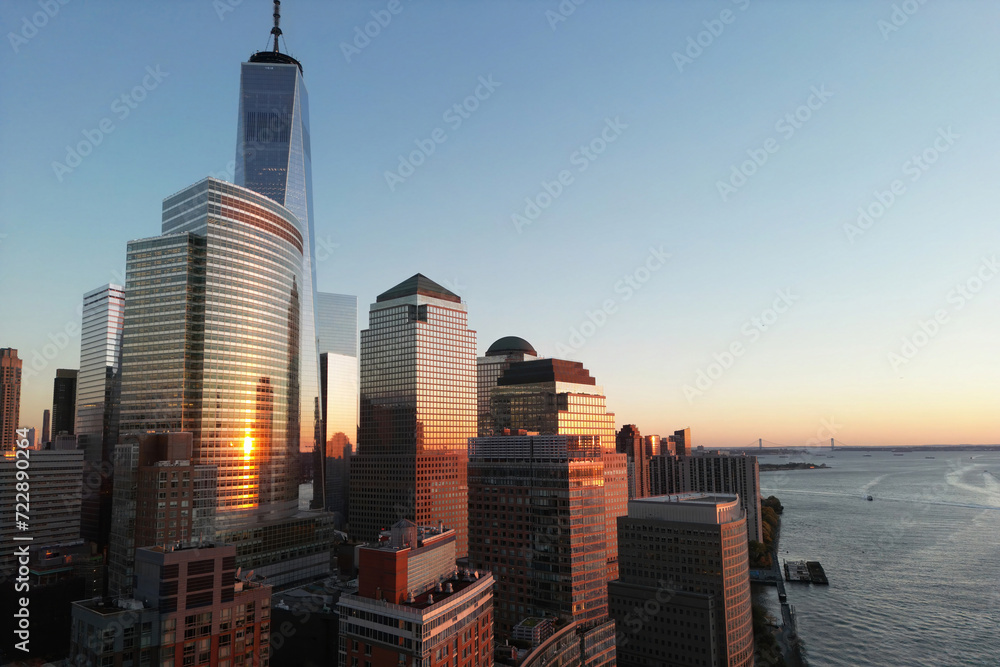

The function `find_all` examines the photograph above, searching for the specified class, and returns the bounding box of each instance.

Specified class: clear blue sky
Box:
[2,0,998,447]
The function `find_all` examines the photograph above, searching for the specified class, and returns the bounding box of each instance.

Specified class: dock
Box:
[784,559,829,584]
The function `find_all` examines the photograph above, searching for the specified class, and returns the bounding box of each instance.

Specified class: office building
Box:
[51,368,78,436]
[668,428,690,457]
[107,433,217,597]
[643,434,663,457]
[0,447,84,575]
[76,283,125,551]
[337,521,494,667]
[350,274,476,556]
[617,424,650,499]
[468,434,610,637]
[41,408,50,446]
[486,359,627,581]
[476,336,538,436]
[313,291,359,521]
[512,620,617,667]
[71,543,272,667]
[1,348,23,451]
[649,453,763,542]
[119,176,304,527]
[235,3,322,462]
[609,493,754,667]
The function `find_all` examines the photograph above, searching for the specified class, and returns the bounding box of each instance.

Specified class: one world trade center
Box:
[234,1,321,460]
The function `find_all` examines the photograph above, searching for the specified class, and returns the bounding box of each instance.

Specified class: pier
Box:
[784,559,829,584]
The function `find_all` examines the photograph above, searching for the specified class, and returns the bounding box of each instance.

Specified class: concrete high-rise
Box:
[1,348,23,451]
[0,447,84,575]
[235,2,322,462]
[486,358,628,581]
[350,274,476,556]
[313,292,358,521]
[476,336,538,436]
[107,433,217,597]
[649,452,763,542]
[72,543,271,667]
[75,283,125,551]
[337,521,494,667]
[609,493,754,667]
[41,408,50,446]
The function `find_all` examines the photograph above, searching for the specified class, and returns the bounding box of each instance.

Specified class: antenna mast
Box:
[271,0,282,53]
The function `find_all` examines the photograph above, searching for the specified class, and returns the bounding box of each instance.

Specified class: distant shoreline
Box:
[760,462,829,471]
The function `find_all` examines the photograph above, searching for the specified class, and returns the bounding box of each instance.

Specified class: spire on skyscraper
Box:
[248,0,302,73]
[270,0,282,53]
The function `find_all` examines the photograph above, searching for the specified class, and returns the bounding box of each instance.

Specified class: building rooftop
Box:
[486,336,537,357]
[628,493,744,525]
[497,359,596,387]
[376,273,461,304]
[400,571,483,610]
[372,521,453,552]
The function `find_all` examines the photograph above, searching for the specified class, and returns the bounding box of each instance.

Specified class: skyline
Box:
[2,1,999,447]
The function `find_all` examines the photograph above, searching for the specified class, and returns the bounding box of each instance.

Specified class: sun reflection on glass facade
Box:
[350,274,476,556]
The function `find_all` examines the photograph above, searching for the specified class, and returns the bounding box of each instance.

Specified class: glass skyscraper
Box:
[234,39,321,460]
[119,178,304,528]
[313,292,358,519]
[75,283,124,549]
[350,274,476,556]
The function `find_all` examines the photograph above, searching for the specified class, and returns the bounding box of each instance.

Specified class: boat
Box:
[863,454,872,457]
[866,495,873,501]
[925,456,935,459]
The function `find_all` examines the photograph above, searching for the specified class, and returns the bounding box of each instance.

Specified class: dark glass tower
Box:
[51,368,78,436]
[234,2,321,459]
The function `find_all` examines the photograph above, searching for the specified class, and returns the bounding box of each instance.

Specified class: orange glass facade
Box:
[351,275,476,556]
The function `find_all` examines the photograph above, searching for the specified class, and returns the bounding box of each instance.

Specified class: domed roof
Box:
[486,336,537,357]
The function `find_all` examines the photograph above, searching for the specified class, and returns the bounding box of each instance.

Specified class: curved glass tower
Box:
[234,29,321,460]
[119,178,304,528]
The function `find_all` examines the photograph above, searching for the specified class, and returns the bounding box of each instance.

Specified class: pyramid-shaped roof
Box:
[376,273,461,304]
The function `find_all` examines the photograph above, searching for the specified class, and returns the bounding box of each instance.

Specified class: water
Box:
[758,449,1000,667]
